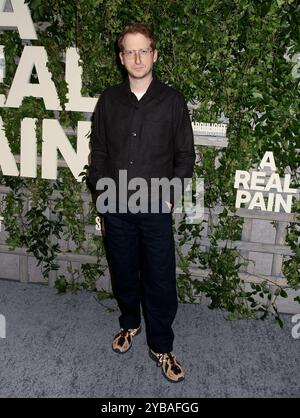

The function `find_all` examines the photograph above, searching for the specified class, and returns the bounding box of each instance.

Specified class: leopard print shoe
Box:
[112,326,141,354]
[149,348,185,383]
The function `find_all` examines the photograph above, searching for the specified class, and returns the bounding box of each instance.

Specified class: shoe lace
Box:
[115,329,130,346]
[118,328,137,338]
[157,352,181,373]
[119,329,129,337]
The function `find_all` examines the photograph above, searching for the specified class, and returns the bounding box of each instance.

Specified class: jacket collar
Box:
[119,72,163,103]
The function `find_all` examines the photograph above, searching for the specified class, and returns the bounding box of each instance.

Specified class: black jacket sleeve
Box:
[169,94,196,208]
[86,93,108,204]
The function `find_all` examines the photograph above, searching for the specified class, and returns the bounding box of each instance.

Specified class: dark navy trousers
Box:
[102,212,178,353]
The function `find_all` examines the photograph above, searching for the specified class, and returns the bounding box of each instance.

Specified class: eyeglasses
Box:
[122,48,153,59]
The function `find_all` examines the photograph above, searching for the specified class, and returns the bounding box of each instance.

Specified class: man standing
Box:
[87,23,195,383]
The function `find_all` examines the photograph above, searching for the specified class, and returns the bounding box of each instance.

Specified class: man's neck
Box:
[129,73,153,93]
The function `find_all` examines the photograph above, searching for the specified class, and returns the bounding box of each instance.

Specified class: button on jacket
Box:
[87,73,196,210]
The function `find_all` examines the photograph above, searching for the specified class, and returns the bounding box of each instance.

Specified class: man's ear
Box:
[119,51,124,65]
[153,49,158,63]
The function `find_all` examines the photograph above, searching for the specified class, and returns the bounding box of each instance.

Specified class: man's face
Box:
[119,32,158,80]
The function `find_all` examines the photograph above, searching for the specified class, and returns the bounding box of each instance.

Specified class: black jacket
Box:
[86,73,196,211]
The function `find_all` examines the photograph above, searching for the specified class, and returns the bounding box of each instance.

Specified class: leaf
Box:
[280,289,288,298]
[96,290,112,301]
[54,276,67,294]
[294,296,300,304]
[252,91,263,99]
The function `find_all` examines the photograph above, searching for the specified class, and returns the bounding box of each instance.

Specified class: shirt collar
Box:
[120,72,163,103]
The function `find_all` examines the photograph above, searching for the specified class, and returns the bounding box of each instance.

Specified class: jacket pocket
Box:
[142,119,171,151]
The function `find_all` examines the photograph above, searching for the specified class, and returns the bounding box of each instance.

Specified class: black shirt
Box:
[87,72,196,211]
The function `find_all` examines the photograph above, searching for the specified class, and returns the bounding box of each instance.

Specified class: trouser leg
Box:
[103,213,141,329]
[139,213,178,353]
